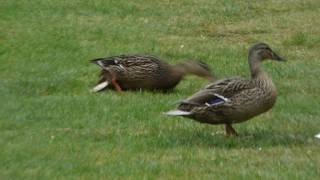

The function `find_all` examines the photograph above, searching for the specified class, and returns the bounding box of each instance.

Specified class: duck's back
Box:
[108,55,180,90]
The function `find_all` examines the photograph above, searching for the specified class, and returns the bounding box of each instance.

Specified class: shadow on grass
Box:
[154,128,311,149]
[93,86,180,94]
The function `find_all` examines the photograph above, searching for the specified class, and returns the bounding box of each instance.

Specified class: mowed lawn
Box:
[1,0,320,179]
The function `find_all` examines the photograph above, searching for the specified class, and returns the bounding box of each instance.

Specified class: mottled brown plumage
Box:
[91,54,214,92]
[165,43,286,136]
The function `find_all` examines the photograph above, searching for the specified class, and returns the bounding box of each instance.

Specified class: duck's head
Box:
[249,43,285,62]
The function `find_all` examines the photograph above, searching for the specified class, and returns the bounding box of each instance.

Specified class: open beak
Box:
[272,51,286,61]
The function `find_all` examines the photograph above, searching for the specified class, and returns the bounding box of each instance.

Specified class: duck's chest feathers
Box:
[253,74,277,110]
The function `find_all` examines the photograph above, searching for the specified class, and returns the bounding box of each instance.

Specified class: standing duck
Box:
[90,54,214,92]
[165,43,286,136]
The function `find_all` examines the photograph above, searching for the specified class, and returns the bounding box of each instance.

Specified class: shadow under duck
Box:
[90,54,214,92]
[165,43,286,136]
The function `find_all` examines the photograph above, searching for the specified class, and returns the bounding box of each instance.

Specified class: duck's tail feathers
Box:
[91,81,109,92]
[164,110,192,116]
[315,133,320,139]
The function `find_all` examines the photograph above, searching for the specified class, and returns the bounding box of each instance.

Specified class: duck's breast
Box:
[230,77,277,123]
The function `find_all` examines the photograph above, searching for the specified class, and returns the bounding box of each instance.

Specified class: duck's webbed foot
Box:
[225,123,238,136]
[111,78,122,92]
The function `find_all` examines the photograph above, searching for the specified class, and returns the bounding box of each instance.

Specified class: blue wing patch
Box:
[207,97,224,105]
[205,94,230,106]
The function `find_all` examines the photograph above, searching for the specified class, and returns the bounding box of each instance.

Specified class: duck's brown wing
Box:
[91,54,169,81]
[204,77,254,97]
[114,54,163,67]
[115,55,168,78]
[178,77,253,111]
[91,54,163,69]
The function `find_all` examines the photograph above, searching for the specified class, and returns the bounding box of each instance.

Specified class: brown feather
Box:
[167,43,285,135]
[91,54,214,91]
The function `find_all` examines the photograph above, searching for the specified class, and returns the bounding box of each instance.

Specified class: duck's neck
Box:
[172,63,191,77]
[248,53,275,91]
[170,64,187,81]
[171,61,214,81]
[248,53,264,79]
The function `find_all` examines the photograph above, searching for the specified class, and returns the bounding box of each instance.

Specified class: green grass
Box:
[1,0,320,179]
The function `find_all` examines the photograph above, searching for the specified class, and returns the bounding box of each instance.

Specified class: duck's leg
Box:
[225,123,238,136]
[111,78,122,92]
